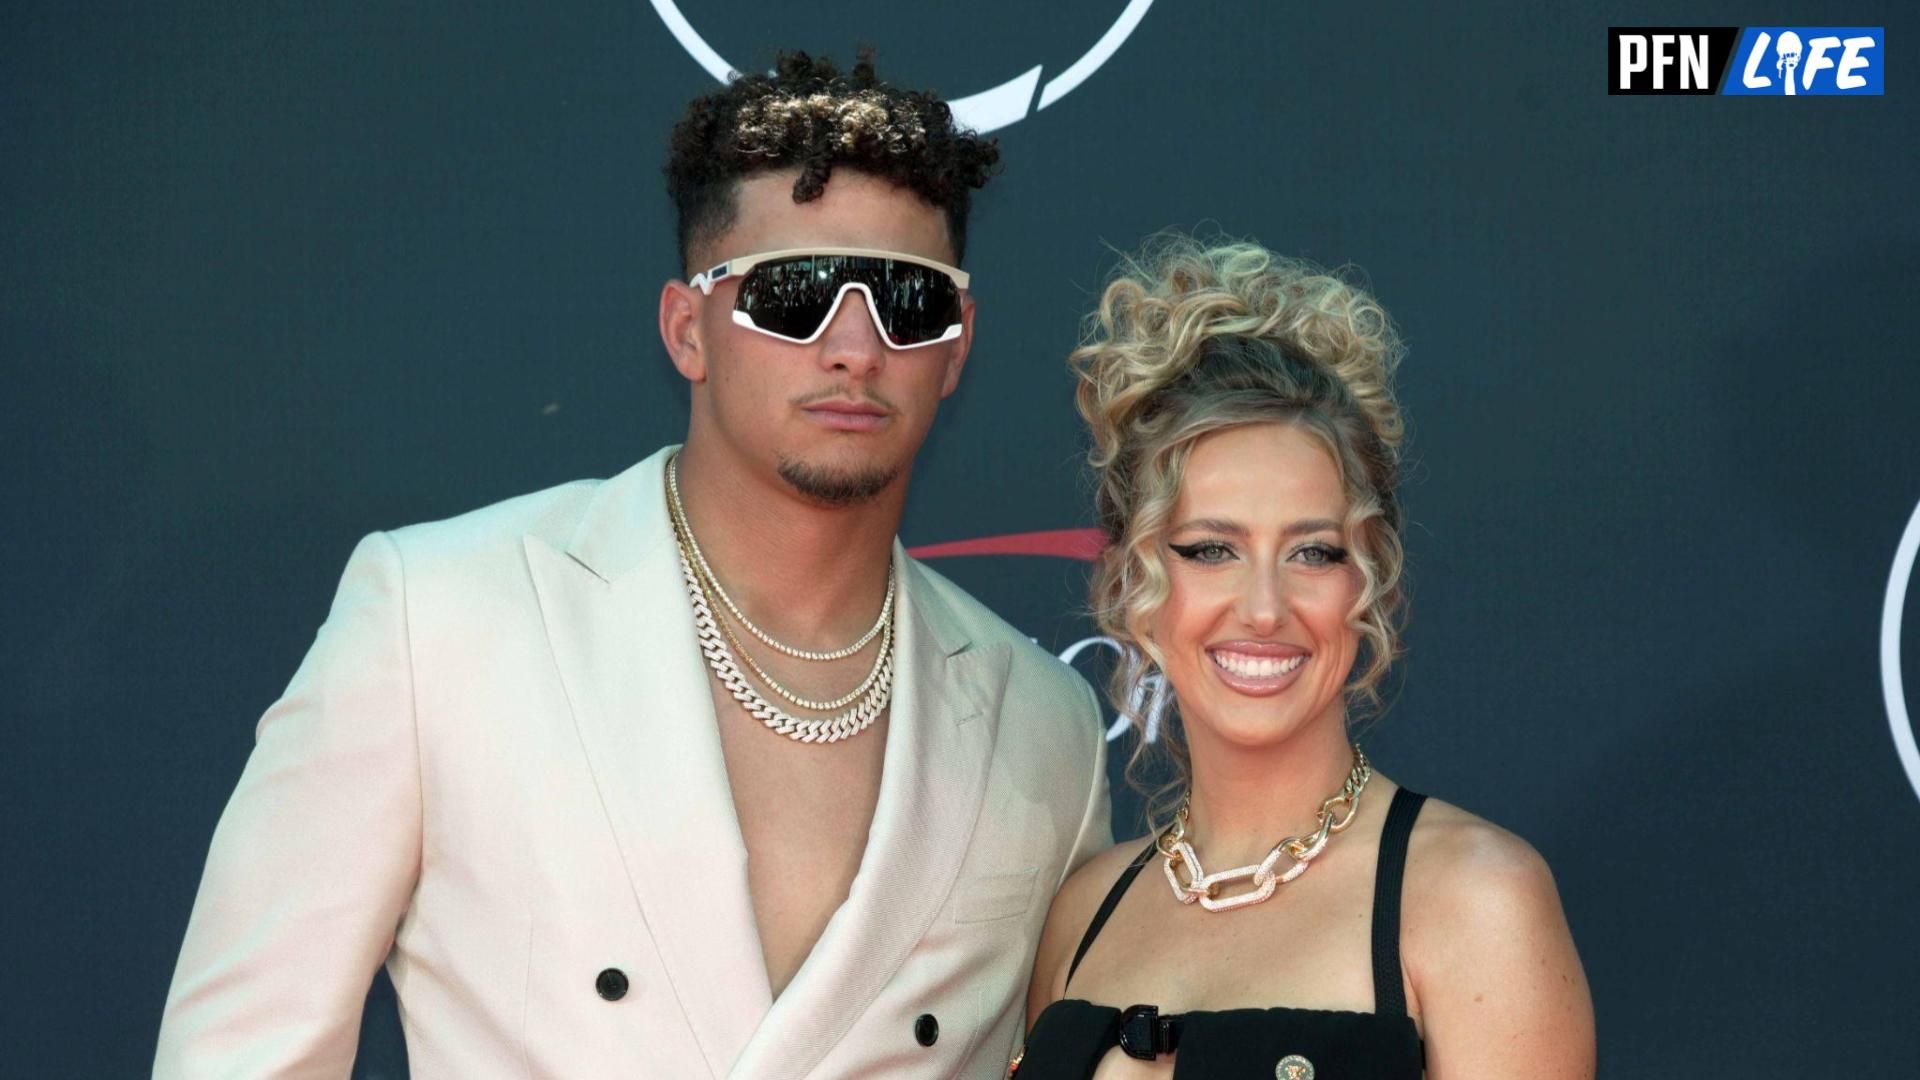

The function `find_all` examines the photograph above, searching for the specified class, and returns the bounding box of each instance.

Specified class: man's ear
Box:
[939,292,976,398]
[660,279,707,383]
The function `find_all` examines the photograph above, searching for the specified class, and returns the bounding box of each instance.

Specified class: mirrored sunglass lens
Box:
[873,264,960,346]
[737,255,961,345]
[736,257,842,340]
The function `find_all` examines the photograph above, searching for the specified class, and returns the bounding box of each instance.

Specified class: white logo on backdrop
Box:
[1883,498,1920,805]
[647,0,1156,132]
[1059,635,1170,743]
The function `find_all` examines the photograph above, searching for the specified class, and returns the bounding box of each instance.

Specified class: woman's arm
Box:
[1409,811,1597,1080]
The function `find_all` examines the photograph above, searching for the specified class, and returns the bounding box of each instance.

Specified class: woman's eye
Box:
[1169,541,1235,564]
[1293,544,1350,567]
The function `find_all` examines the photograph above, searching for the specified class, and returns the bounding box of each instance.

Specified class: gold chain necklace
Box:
[668,455,893,662]
[708,585,894,711]
[665,459,893,712]
[664,459,894,744]
[1158,745,1371,913]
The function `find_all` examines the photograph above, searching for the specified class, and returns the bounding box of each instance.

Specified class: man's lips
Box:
[805,399,889,416]
[802,399,891,431]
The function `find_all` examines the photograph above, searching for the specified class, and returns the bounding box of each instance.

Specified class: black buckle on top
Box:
[1116,1004,1180,1060]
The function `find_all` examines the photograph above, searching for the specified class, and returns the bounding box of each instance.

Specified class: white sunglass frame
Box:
[688,246,970,351]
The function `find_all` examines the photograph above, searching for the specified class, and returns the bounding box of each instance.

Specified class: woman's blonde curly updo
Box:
[1070,233,1408,821]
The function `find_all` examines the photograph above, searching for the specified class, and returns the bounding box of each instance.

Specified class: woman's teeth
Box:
[1209,651,1306,679]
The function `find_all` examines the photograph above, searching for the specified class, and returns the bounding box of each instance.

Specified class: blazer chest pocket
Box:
[952,868,1038,924]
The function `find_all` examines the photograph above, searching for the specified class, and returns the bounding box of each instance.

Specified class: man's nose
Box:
[816,286,887,379]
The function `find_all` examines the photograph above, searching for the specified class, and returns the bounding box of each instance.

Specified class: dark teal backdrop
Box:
[6,2,1918,1075]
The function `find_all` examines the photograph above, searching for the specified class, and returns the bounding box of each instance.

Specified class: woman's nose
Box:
[1235,564,1287,635]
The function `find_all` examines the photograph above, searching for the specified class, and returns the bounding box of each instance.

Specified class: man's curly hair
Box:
[666,50,1001,273]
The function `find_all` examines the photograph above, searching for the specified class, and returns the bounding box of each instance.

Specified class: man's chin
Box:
[776,454,898,507]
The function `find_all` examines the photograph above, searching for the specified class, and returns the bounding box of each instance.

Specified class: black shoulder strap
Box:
[1064,840,1158,992]
[1370,786,1427,1019]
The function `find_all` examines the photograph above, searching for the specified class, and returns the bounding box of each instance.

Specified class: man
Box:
[155,52,1111,1078]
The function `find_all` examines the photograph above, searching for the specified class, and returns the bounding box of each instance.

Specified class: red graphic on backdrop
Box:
[907,527,1107,562]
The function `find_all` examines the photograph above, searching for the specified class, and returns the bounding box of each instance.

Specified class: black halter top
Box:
[1017,787,1428,1079]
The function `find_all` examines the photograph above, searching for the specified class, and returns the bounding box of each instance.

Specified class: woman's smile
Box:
[1206,642,1310,695]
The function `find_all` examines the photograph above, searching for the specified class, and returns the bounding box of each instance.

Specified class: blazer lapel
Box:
[727,549,1011,1079]
[524,446,771,1078]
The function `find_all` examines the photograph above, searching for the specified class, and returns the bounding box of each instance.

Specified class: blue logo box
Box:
[1722,27,1883,95]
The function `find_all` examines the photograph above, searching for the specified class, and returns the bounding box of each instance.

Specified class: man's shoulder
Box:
[383,475,604,571]
[375,447,674,589]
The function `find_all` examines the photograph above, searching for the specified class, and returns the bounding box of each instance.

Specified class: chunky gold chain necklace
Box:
[1158,745,1371,913]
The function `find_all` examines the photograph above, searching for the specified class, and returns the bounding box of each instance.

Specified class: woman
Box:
[1019,236,1595,1078]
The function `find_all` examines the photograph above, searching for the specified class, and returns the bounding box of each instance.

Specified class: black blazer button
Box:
[914,1013,939,1046]
[595,968,629,1001]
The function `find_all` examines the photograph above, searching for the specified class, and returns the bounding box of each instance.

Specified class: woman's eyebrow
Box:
[1283,517,1342,538]
[1170,517,1247,537]
[1169,516,1342,538]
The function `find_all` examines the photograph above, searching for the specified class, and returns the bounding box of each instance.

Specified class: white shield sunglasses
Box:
[690,246,970,350]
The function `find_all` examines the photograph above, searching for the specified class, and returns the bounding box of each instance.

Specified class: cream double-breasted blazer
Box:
[156,445,1111,1078]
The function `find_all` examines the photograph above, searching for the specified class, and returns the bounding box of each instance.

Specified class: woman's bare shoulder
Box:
[1064,835,1153,908]
[1405,796,1558,903]
[1400,795,1596,1078]
[1042,836,1152,956]
[1027,837,1153,1022]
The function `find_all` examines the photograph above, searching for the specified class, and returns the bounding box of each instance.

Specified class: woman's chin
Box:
[1181,693,1347,754]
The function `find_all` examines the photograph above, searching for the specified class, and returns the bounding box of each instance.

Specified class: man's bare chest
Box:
[710,671,890,994]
